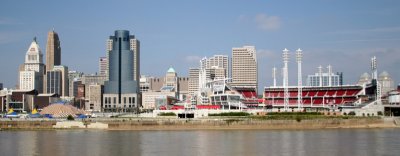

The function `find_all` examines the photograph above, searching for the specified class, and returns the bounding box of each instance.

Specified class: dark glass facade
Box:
[104,30,138,104]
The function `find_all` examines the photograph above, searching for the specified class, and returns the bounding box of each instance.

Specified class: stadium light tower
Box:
[296,48,303,111]
[371,56,381,102]
[272,67,277,87]
[371,56,377,80]
[327,65,332,87]
[282,48,290,111]
[318,65,323,87]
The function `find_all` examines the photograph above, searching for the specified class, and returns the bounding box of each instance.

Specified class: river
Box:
[0,129,399,156]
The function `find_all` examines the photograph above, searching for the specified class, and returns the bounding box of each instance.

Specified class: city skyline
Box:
[1,0,400,90]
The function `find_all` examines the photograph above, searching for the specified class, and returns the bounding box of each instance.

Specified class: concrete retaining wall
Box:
[0,118,396,130]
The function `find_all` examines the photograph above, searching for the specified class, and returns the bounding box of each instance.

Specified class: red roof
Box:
[196,105,221,110]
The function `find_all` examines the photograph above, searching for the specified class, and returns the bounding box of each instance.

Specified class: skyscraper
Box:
[188,68,200,95]
[45,30,61,71]
[130,38,140,88]
[200,55,229,77]
[46,70,62,95]
[68,71,84,97]
[99,57,108,76]
[19,38,45,92]
[106,34,140,86]
[103,30,139,112]
[231,46,258,91]
[46,65,68,97]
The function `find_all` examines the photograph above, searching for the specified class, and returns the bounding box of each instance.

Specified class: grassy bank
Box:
[251,112,376,122]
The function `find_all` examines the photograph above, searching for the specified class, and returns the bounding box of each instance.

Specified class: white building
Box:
[200,55,229,77]
[306,73,342,87]
[68,71,83,98]
[98,57,108,76]
[230,46,258,90]
[357,73,371,86]
[142,91,176,110]
[19,38,45,93]
[188,68,200,95]
[85,84,103,112]
[378,71,395,96]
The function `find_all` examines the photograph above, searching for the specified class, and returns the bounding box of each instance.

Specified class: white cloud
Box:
[257,49,276,58]
[254,14,281,31]
[184,55,202,63]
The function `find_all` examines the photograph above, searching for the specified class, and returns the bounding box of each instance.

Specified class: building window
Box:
[113,97,116,104]
[124,97,126,104]
[132,97,135,104]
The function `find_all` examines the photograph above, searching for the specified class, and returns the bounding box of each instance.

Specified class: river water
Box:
[0,129,399,156]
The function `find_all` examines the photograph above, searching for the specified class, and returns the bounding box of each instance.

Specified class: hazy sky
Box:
[1,0,399,92]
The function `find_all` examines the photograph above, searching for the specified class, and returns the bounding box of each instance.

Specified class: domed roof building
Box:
[40,103,87,118]
[167,67,176,73]
[378,71,395,96]
[357,72,371,85]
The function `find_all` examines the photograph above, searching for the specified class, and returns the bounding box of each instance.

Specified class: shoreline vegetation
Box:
[1,112,398,131]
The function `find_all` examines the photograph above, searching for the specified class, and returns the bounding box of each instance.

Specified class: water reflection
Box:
[0,129,400,156]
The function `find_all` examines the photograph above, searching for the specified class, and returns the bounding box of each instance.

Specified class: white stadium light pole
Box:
[296,48,303,111]
[282,48,290,112]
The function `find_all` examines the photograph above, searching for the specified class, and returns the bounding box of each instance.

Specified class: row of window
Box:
[104,105,135,108]
[104,97,135,104]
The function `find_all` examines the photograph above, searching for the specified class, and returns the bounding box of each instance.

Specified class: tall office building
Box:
[19,38,45,92]
[306,66,343,87]
[46,70,62,95]
[85,84,103,112]
[188,68,200,95]
[99,57,108,76]
[130,38,140,88]
[200,55,229,77]
[103,30,139,112]
[231,46,258,91]
[106,34,140,86]
[306,73,341,87]
[165,67,178,89]
[68,71,84,97]
[45,30,61,71]
[46,65,68,97]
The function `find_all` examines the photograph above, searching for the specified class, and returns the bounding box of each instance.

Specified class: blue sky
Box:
[1,0,399,91]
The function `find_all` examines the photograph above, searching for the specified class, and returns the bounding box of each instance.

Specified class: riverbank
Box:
[0,117,398,131]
